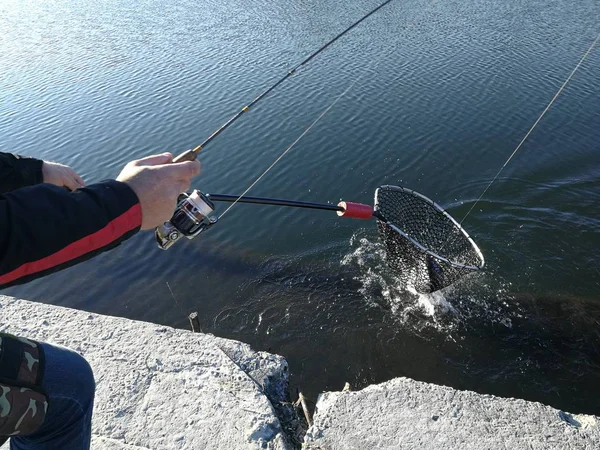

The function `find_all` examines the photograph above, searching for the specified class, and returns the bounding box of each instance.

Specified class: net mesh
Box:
[374,185,484,294]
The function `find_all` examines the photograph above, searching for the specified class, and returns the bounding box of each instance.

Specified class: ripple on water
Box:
[2,0,600,415]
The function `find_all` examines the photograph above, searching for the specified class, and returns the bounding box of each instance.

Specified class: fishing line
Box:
[173,0,396,163]
[155,0,403,252]
[166,281,187,316]
[217,27,403,221]
[217,70,370,220]
[457,32,600,226]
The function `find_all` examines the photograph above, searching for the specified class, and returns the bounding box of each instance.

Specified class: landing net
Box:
[374,185,484,293]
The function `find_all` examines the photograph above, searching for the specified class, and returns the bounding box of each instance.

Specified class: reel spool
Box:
[155,190,217,250]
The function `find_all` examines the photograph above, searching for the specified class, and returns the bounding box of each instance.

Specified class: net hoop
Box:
[375,185,485,272]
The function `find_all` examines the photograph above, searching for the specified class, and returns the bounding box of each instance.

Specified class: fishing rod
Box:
[207,193,364,215]
[156,0,396,249]
[171,0,395,164]
[153,0,484,295]
[156,190,378,250]
[155,0,597,295]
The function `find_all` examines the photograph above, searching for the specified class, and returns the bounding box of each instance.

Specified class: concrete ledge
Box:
[303,377,600,449]
[0,295,291,449]
[4,294,600,450]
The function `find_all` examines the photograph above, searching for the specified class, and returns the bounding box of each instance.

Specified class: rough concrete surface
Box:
[0,296,291,450]
[4,295,600,450]
[303,377,600,449]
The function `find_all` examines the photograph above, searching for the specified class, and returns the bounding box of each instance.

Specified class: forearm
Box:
[0,152,44,193]
[0,181,142,288]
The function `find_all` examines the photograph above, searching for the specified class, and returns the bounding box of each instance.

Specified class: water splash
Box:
[341,230,519,336]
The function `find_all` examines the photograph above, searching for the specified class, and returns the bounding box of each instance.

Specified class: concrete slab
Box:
[5,294,600,450]
[303,377,600,449]
[0,295,291,449]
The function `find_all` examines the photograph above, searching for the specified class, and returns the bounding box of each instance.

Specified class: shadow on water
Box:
[6,227,600,416]
[203,233,600,416]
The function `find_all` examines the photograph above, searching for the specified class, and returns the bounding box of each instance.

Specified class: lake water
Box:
[2,0,600,415]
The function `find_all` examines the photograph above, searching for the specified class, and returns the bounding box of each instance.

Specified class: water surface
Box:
[2,0,600,414]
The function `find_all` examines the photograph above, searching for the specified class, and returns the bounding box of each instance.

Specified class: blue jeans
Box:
[10,343,95,450]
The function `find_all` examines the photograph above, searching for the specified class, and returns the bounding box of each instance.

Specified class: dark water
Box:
[2,0,600,414]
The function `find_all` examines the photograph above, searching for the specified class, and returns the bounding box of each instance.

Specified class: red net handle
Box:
[336,201,374,219]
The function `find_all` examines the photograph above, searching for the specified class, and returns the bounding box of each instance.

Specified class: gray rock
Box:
[303,377,600,449]
[0,295,291,450]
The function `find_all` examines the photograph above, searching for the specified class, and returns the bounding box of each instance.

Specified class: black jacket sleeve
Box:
[0,180,142,289]
[0,152,44,194]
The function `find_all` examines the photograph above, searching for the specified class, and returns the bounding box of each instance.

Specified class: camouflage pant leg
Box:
[0,334,47,439]
[9,342,95,450]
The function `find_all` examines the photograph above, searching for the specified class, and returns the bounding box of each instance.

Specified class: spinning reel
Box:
[155,190,218,250]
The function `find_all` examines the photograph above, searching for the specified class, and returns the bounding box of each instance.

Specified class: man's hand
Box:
[116,152,202,230]
[42,161,86,190]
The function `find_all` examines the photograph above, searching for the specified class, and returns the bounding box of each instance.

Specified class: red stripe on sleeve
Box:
[0,204,142,286]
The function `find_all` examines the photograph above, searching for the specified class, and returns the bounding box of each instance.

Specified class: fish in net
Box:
[374,185,484,294]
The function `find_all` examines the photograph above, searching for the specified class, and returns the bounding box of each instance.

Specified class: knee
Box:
[40,343,96,411]
[69,352,96,406]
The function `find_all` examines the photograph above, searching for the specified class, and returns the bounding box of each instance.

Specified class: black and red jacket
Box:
[0,152,142,289]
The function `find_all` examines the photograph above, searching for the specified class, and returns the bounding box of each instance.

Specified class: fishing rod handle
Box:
[173,145,202,163]
[173,149,197,163]
[337,201,374,219]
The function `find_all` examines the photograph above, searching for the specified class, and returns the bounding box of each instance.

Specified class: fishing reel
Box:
[155,190,218,250]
